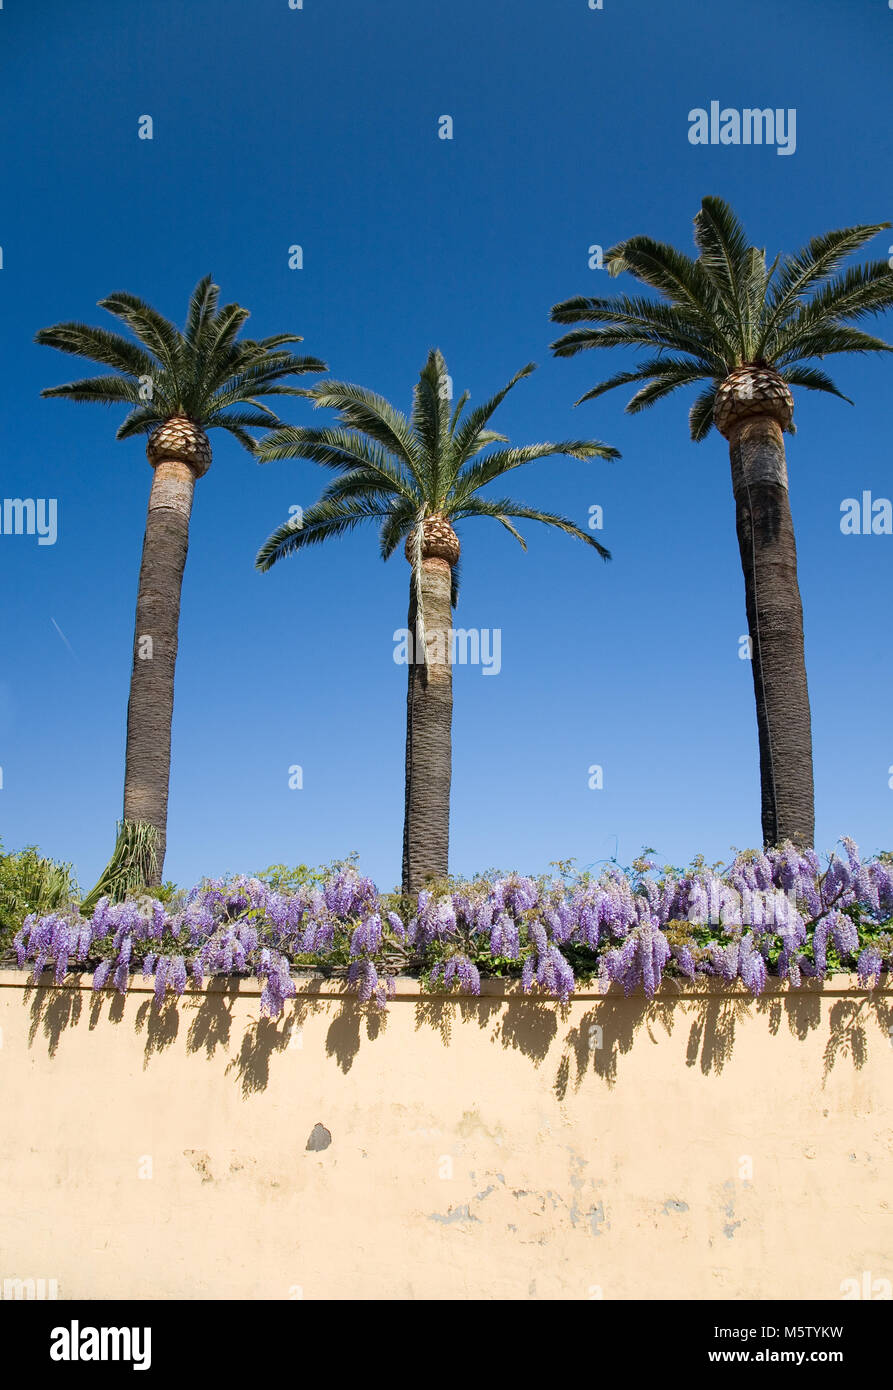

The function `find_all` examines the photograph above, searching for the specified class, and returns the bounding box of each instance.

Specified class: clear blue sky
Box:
[1,0,891,891]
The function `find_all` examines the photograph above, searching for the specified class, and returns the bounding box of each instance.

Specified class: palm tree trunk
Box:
[728,415,814,848]
[122,458,197,884]
[402,558,453,893]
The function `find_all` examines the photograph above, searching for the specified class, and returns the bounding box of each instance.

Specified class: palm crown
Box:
[255,348,618,597]
[35,274,327,450]
[550,196,893,439]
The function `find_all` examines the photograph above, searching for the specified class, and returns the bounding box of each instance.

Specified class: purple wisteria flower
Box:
[521,924,575,1001]
[599,922,670,998]
[7,844,892,1009]
[430,953,481,995]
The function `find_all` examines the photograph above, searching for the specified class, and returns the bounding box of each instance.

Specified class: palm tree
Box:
[255,349,618,893]
[551,197,893,850]
[36,276,326,887]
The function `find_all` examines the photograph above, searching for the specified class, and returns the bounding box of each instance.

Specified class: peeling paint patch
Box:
[428,1204,480,1225]
[587,1202,607,1236]
[662,1199,689,1215]
[306,1123,332,1152]
[723,1221,742,1239]
[475,1185,496,1202]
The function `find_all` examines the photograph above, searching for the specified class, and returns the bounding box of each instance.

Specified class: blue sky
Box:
[1,0,892,891]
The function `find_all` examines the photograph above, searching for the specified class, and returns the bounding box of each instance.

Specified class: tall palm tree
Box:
[551,197,893,849]
[255,349,618,893]
[36,276,326,887]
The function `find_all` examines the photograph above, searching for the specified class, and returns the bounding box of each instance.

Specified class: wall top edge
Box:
[0,968,886,1002]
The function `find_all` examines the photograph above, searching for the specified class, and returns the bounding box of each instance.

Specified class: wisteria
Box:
[7,841,893,1018]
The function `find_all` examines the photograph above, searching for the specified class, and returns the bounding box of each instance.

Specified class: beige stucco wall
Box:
[0,969,891,1300]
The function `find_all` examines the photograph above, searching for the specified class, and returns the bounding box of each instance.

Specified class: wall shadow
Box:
[16,974,893,1097]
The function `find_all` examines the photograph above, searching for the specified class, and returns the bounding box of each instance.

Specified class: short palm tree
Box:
[36,276,326,887]
[551,197,893,849]
[255,349,618,892]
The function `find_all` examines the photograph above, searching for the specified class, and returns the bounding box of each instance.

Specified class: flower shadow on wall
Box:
[21,970,893,1101]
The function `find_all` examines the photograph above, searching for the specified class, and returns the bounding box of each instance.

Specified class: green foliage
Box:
[255,862,328,893]
[255,852,360,896]
[0,843,78,946]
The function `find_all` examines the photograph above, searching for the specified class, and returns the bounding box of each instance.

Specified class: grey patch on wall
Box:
[428,1204,480,1224]
[662,1199,689,1214]
[306,1123,332,1152]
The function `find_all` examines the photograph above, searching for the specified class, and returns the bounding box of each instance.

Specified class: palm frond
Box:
[451,496,611,560]
[256,496,392,571]
[574,364,664,407]
[221,423,264,453]
[449,440,618,508]
[306,380,423,476]
[411,348,451,462]
[449,389,471,435]
[379,502,417,561]
[184,275,220,350]
[98,291,183,382]
[450,363,537,467]
[40,374,145,406]
[205,357,326,414]
[255,426,417,499]
[34,322,157,379]
[769,262,893,354]
[450,553,461,607]
[116,404,167,439]
[763,222,891,339]
[320,468,406,505]
[550,294,719,361]
[455,428,510,462]
[623,360,714,412]
[774,324,893,364]
[494,516,527,549]
[203,406,285,432]
[194,301,252,384]
[605,234,730,334]
[775,364,853,403]
[688,384,720,441]
[693,195,759,356]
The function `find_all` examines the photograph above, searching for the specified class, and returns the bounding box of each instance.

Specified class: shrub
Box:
[0,843,78,948]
